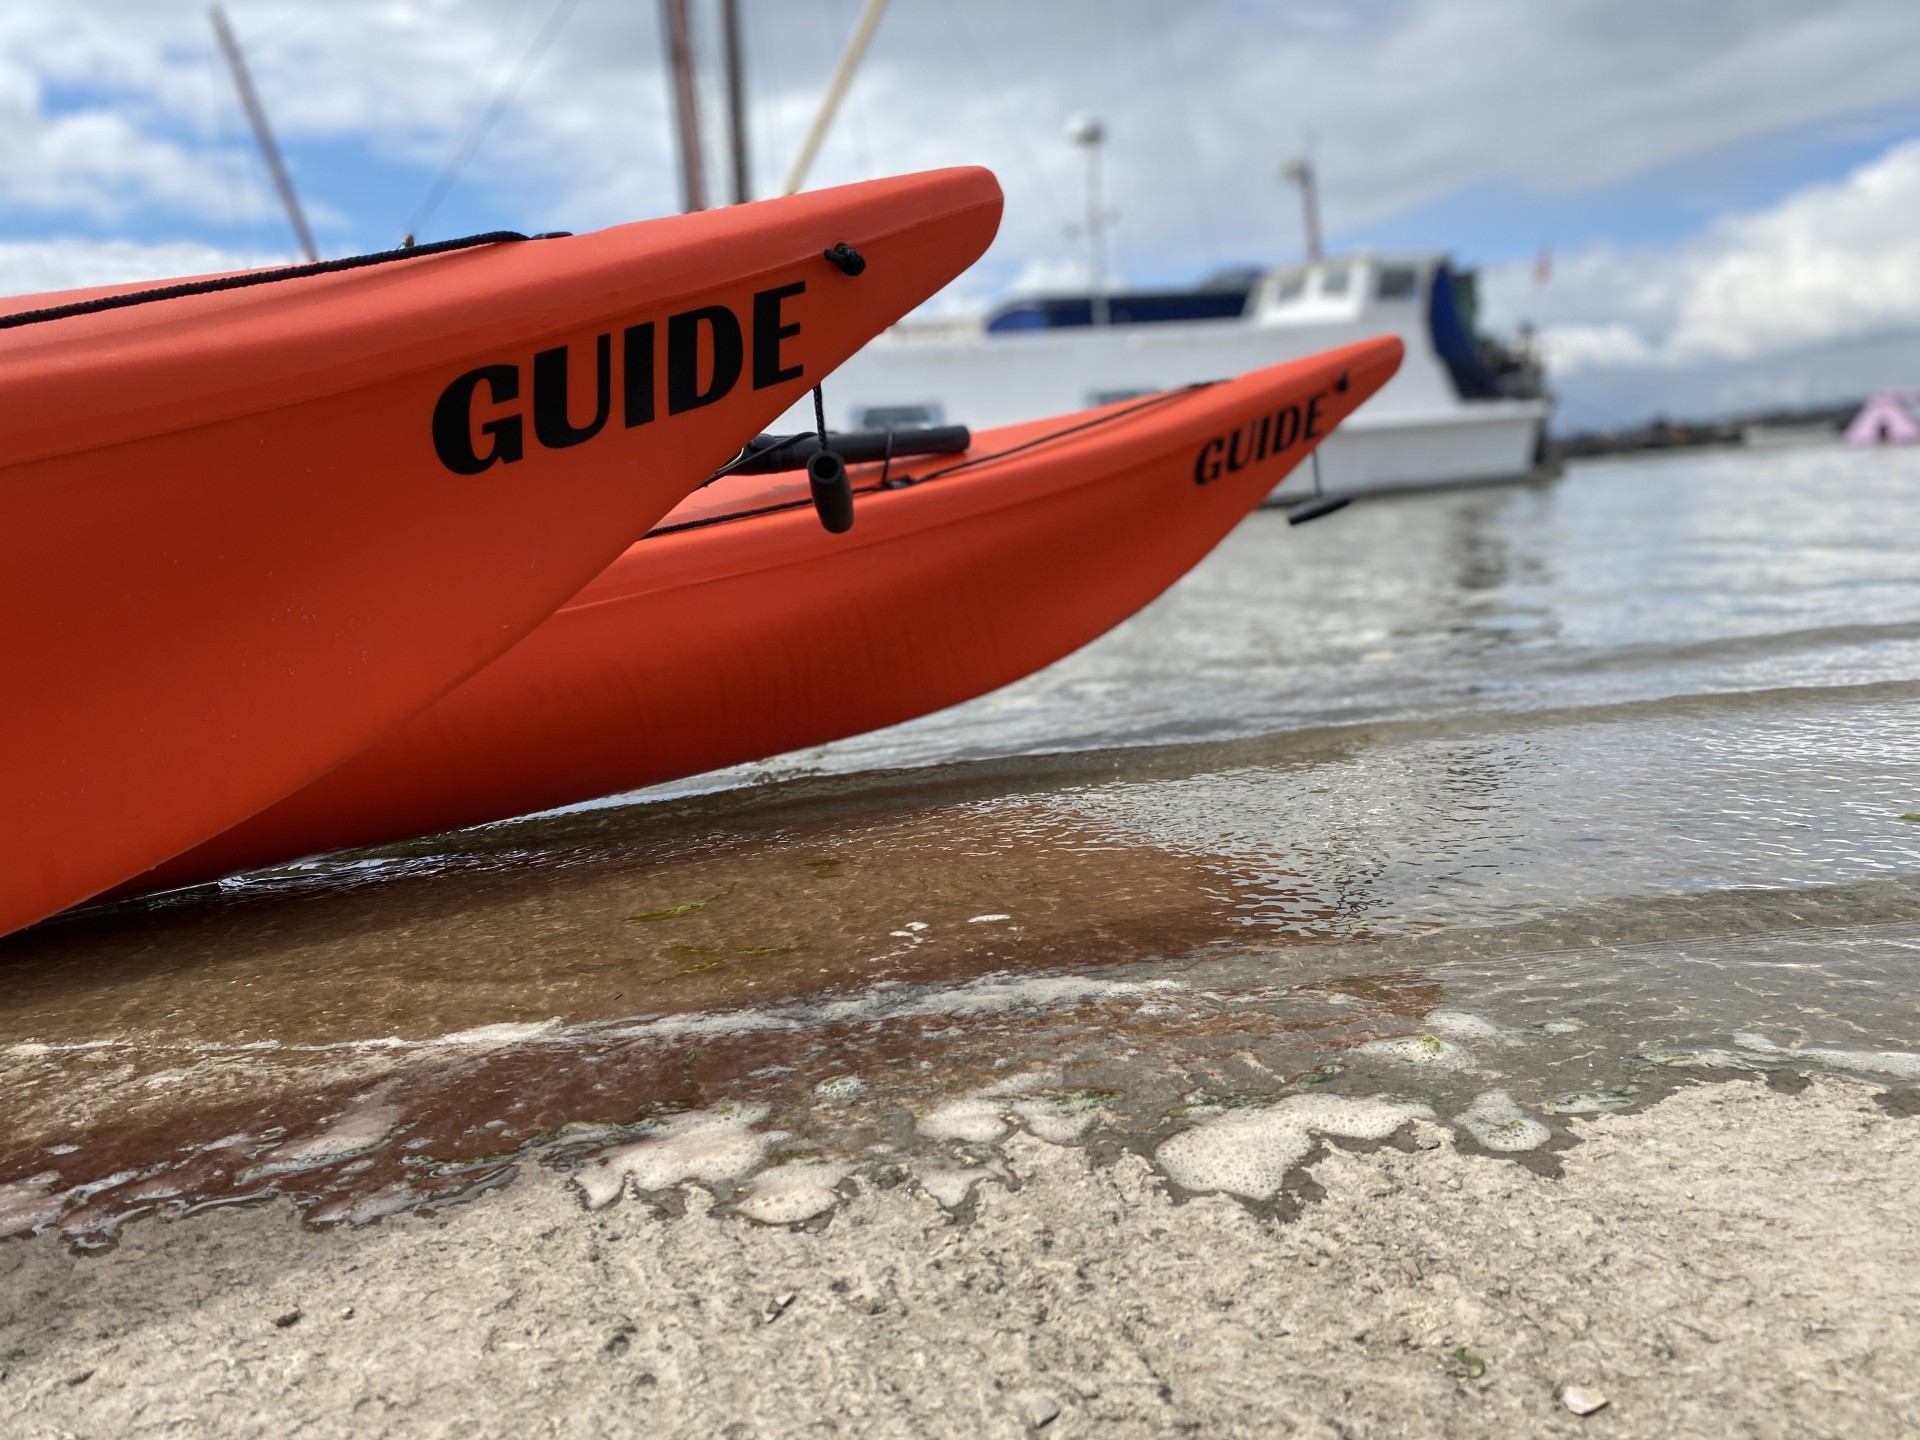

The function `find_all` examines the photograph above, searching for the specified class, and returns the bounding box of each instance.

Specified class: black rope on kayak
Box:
[0,229,564,331]
[696,241,869,532]
[644,381,1221,541]
[805,383,855,534]
[887,381,1217,489]
[796,240,866,533]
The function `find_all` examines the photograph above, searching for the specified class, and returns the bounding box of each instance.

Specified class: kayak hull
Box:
[133,336,1403,894]
[0,168,1002,936]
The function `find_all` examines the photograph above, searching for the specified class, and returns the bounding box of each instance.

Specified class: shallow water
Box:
[7,439,1920,1241]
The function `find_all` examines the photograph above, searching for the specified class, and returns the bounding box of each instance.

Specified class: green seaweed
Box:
[628,883,736,922]
[1542,1087,1636,1115]
[628,901,709,922]
[1049,1088,1121,1107]
[1447,1348,1487,1380]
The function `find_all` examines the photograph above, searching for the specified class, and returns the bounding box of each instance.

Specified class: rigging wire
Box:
[937,4,1067,239]
[401,0,582,244]
[829,0,882,184]
[202,28,261,267]
[1145,0,1223,266]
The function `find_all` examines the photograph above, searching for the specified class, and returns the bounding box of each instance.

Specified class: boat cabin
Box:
[964,253,1542,408]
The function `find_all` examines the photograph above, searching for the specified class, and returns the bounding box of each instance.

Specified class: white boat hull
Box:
[1273,401,1547,500]
[787,251,1552,498]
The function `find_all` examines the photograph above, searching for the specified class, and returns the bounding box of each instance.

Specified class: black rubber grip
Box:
[807,450,855,533]
[730,426,971,475]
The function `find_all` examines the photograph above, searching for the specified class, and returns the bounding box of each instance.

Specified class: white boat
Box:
[796,252,1552,500]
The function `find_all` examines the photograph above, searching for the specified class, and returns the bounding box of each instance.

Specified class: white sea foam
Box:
[1735,1032,1920,1079]
[1454,1091,1552,1152]
[14,975,1180,1076]
[1155,1094,1431,1200]
[917,1099,1010,1144]
[1354,1034,1475,1069]
[735,1161,852,1225]
[249,1100,405,1177]
[915,1162,1005,1209]
[1010,1096,1105,1143]
[0,1172,61,1238]
[812,1075,867,1103]
[573,1105,781,1210]
[1423,1010,1513,1043]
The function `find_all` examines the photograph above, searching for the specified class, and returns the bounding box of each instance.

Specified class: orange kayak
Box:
[0,167,1002,937]
[134,337,1402,894]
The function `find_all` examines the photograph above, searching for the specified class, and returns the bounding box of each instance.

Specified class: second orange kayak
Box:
[133,336,1403,894]
[0,167,1002,937]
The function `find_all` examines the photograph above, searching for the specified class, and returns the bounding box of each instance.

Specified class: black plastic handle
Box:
[730,426,971,475]
[808,450,855,533]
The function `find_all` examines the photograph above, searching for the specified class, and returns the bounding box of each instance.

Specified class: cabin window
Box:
[1275,272,1307,303]
[1321,264,1351,295]
[857,403,944,429]
[1376,266,1420,300]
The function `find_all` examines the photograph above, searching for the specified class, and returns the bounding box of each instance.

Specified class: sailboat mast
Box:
[209,4,318,261]
[660,0,708,212]
[720,0,750,203]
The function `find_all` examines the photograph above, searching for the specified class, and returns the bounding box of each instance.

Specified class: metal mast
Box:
[660,0,708,212]
[1067,114,1109,325]
[209,4,318,261]
[1280,150,1323,262]
[720,0,750,203]
[782,0,890,195]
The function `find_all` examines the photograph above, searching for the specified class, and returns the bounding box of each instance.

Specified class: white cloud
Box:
[0,51,257,223]
[0,237,272,303]
[2,0,1920,424]
[1484,137,1920,377]
[4,0,1920,266]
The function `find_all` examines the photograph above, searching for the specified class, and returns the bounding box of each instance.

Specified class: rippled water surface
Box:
[8,440,1920,1241]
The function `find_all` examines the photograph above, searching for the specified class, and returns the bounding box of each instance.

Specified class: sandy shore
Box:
[2,1073,1915,1438]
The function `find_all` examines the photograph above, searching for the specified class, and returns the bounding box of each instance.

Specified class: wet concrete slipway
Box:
[6,443,1920,1435]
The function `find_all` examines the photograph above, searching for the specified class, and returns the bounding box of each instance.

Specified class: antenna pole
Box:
[209,4,318,262]
[782,0,890,196]
[1280,151,1323,262]
[660,0,708,212]
[720,0,750,203]
[1067,115,1109,325]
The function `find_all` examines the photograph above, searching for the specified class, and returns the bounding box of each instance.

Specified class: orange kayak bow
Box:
[135,336,1403,893]
[0,167,1003,935]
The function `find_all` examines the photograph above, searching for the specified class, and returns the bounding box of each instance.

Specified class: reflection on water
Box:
[7,442,1920,1243]
[710,441,1920,775]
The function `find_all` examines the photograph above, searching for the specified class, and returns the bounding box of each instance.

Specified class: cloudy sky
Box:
[4,0,1919,429]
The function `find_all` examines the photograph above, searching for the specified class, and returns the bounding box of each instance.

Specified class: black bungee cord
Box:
[0,230,568,331]
[649,382,1220,541]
